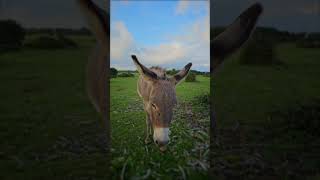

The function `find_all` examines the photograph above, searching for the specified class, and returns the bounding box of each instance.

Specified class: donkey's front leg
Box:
[144,113,152,144]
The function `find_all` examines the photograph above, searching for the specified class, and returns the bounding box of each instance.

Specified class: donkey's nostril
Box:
[162,140,169,146]
[157,140,169,147]
[155,140,159,145]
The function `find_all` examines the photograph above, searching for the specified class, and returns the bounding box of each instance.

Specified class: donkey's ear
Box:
[212,3,263,71]
[131,55,158,81]
[77,0,109,45]
[170,63,192,85]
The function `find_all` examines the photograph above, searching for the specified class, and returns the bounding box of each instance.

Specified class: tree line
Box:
[1,19,319,54]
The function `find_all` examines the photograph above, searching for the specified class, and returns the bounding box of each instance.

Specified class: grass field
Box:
[0,36,110,179]
[212,43,320,179]
[110,74,210,179]
[1,34,319,179]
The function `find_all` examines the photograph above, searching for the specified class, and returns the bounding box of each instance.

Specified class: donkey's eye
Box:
[151,103,156,109]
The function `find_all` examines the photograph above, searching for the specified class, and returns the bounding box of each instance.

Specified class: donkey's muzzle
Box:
[155,140,168,152]
[155,139,169,147]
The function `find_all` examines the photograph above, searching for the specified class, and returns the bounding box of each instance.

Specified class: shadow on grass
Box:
[212,98,320,179]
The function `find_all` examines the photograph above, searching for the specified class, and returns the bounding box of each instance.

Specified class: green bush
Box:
[118,72,134,77]
[25,33,78,49]
[56,32,78,48]
[25,36,65,49]
[25,34,78,49]
[296,39,320,48]
[239,32,283,66]
[166,69,179,75]
[194,93,210,106]
[185,72,197,82]
[0,19,25,52]
[110,67,118,78]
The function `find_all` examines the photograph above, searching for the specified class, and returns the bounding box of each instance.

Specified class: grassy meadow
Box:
[1,32,319,180]
[110,74,210,179]
[212,43,320,179]
[0,35,110,179]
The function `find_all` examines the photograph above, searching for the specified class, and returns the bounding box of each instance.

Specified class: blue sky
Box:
[2,0,317,71]
[110,0,210,72]
[1,0,318,33]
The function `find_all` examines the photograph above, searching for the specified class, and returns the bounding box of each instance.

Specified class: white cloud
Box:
[175,1,190,15]
[135,14,210,71]
[112,64,136,71]
[138,41,187,65]
[175,1,209,16]
[111,4,210,71]
[111,21,134,60]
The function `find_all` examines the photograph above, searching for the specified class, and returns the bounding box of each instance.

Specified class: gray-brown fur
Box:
[77,0,109,146]
[212,3,263,71]
[137,66,177,128]
[150,66,167,80]
[132,55,191,150]
[77,0,108,114]
[210,2,263,167]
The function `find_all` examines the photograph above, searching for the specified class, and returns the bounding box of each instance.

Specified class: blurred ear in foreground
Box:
[77,0,109,114]
[77,0,108,46]
[212,3,263,71]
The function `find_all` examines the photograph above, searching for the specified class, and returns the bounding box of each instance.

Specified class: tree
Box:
[0,19,25,52]
[239,31,281,65]
[166,68,178,75]
[185,72,197,82]
[110,67,118,78]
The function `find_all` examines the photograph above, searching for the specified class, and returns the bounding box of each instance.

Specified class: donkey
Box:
[77,0,262,151]
[131,55,192,151]
[131,3,263,151]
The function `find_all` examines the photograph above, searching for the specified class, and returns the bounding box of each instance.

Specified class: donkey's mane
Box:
[150,66,167,79]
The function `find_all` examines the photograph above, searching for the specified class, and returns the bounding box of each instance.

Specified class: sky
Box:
[212,0,319,33]
[0,0,104,28]
[0,0,318,31]
[110,0,210,71]
[0,0,318,70]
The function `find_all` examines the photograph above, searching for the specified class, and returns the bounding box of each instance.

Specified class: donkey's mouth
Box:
[159,146,167,152]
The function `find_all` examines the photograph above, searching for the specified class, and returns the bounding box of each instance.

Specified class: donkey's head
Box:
[132,55,192,150]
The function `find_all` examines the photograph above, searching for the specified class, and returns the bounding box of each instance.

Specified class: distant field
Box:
[212,43,320,179]
[110,74,210,179]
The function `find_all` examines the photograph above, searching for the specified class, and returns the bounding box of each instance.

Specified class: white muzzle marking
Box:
[153,127,170,143]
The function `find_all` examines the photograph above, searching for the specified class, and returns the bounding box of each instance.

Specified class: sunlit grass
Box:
[110,75,210,179]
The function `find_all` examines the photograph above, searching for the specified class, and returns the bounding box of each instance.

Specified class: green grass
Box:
[0,35,110,180]
[0,34,210,179]
[1,34,319,179]
[110,75,210,179]
[214,43,320,126]
[212,43,320,179]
